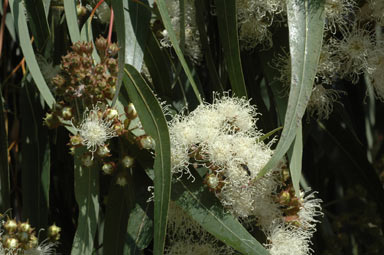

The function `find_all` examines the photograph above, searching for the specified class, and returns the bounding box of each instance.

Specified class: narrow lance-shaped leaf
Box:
[103,183,131,255]
[172,173,269,255]
[64,0,81,43]
[214,0,247,98]
[111,0,152,106]
[9,0,56,108]
[257,0,325,187]
[123,64,171,255]
[23,0,51,50]
[71,148,100,255]
[156,0,202,103]
[195,0,224,92]
[20,82,50,230]
[289,125,303,195]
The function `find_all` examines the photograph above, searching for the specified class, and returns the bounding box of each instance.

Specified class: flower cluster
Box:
[160,0,202,63]
[237,0,285,50]
[168,95,323,254]
[0,214,60,255]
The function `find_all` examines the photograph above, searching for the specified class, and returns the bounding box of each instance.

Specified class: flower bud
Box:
[29,234,38,248]
[47,223,61,241]
[138,135,155,150]
[44,112,61,129]
[95,36,108,54]
[76,4,87,16]
[121,155,135,168]
[102,162,116,175]
[97,144,111,158]
[116,171,128,187]
[104,108,119,120]
[125,103,137,120]
[4,219,18,233]
[61,106,73,120]
[4,237,18,249]
[69,135,83,147]
[107,43,119,56]
[81,153,93,167]
[52,74,66,88]
[17,231,30,243]
[18,222,32,233]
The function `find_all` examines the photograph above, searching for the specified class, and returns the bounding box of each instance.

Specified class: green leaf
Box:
[214,0,247,98]
[111,0,152,105]
[124,201,154,254]
[123,64,171,255]
[172,174,269,255]
[258,0,325,184]
[23,0,51,50]
[9,0,55,108]
[156,0,202,103]
[0,85,10,212]
[64,0,81,43]
[288,125,303,196]
[9,0,56,109]
[144,32,173,98]
[20,81,50,230]
[103,184,131,255]
[71,148,100,255]
[195,0,224,92]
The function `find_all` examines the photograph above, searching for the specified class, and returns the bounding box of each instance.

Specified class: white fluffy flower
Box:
[265,192,323,255]
[324,0,357,33]
[266,225,313,255]
[329,25,374,83]
[307,84,344,120]
[73,104,118,158]
[237,0,285,50]
[24,240,57,255]
[168,94,277,217]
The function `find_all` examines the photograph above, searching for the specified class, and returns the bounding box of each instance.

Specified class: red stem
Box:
[107,8,114,44]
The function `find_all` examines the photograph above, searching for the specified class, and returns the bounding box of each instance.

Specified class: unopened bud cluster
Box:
[52,36,118,105]
[0,215,59,253]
